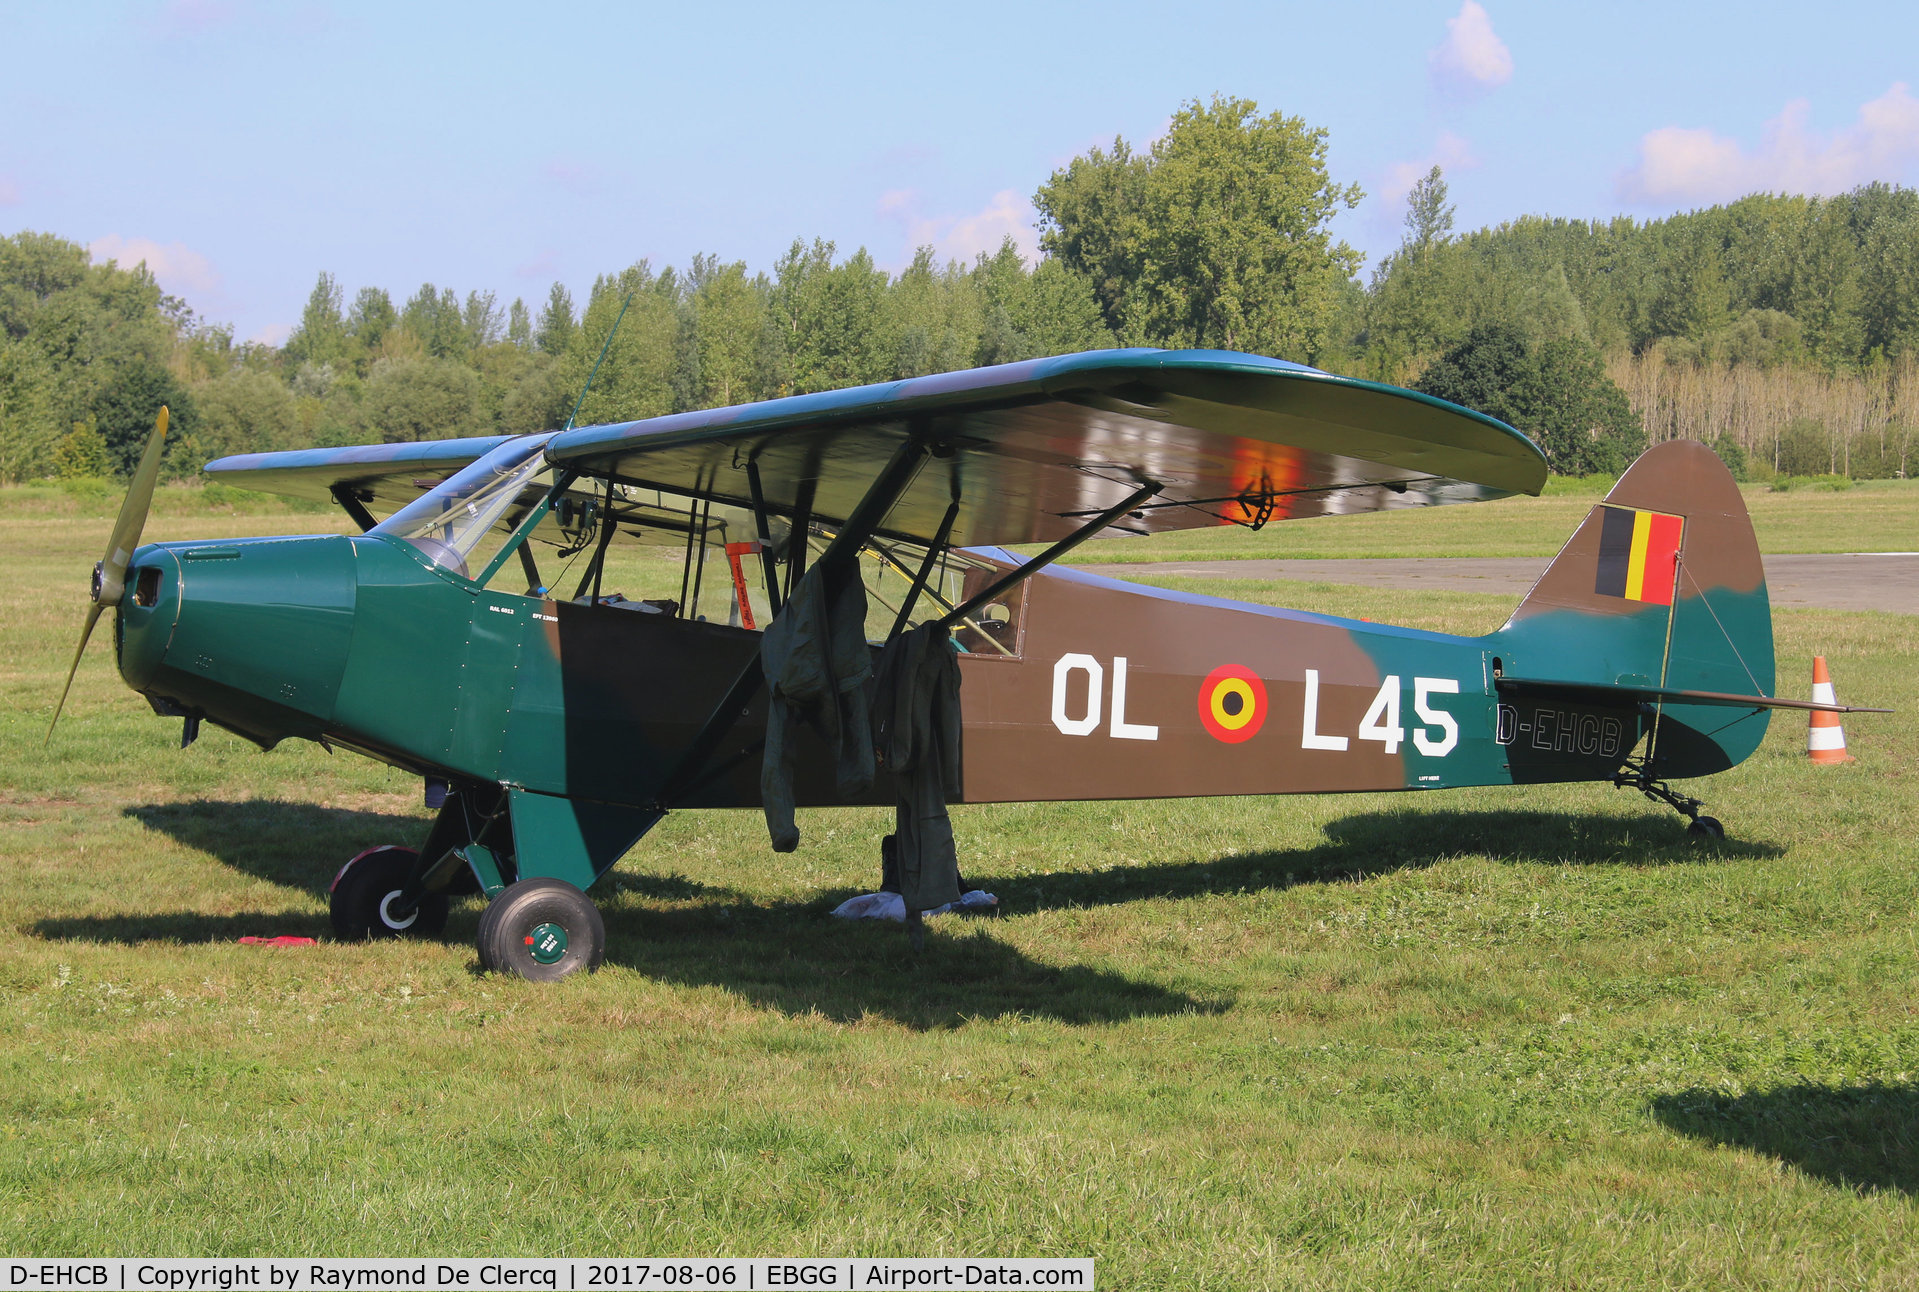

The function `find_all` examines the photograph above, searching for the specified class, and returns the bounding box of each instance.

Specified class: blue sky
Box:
[3,0,1914,344]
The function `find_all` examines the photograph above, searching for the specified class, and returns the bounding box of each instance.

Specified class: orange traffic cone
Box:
[1807,656,1855,764]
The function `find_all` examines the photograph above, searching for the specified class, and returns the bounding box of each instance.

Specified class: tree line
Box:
[1,94,1913,486]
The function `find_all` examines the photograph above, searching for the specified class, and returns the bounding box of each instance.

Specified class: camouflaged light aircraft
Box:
[50,350,1881,981]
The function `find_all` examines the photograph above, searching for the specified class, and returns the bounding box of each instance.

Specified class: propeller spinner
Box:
[47,406,170,741]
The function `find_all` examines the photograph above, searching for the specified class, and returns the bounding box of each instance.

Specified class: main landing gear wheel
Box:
[1686,815,1725,843]
[477,878,605,981]
[329,845,449,940]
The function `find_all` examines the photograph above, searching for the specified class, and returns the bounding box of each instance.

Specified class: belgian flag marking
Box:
[1594,506,1684,605]
[1198,664,1268,743]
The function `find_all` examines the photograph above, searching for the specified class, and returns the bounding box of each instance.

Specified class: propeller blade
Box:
[47,406,170,742]
[95,406,169,607]
[46,603,105,743]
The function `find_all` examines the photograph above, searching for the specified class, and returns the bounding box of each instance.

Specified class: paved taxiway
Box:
[1085,554,1919,614]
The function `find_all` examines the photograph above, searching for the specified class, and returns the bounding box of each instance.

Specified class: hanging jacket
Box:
[870,622,963,913]
[759,564,874,852]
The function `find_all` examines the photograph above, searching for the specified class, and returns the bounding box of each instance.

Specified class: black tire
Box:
[474,887,507,972]
[1687,816,1725,843]
[329,846,449,940]
[477,878,605,981]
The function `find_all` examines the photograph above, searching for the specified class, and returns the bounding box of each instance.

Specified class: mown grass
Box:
[3,504,1918,1286]
[1057,477,1919,564]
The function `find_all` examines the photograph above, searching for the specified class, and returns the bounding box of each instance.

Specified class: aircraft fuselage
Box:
[118,532,1650,812]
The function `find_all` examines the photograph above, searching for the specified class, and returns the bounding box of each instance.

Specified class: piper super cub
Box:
[50,349,1881,979]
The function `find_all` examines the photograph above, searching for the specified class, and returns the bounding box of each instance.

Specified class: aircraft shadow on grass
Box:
[37,800,1786,1028]
[1651,1083,1919,1195]
[26,799,1220,1030]
[963,808,1786,916]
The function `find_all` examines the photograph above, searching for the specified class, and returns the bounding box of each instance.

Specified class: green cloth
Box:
[759,565,874,853]
[871,623,963,913]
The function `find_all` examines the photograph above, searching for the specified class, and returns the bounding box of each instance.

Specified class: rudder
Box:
[1491,440,1774,776]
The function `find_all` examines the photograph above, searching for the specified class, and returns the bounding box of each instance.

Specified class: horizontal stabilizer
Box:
[1498,676,1890,715]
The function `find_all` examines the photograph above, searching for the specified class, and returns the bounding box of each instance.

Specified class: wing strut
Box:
[891,481,961,639]
[935,481,1162,630]
[744,460,784,618]
[329,484,378,533]
[654,426,935,809]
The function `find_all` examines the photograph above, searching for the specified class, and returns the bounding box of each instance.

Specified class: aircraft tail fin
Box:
[1489,440,1775,776]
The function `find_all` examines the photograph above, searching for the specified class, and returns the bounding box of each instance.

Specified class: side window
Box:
[949,566,1024,658]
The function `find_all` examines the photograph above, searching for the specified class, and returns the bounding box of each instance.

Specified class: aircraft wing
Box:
[543,349,1547,547]
[204,435,516,515]
[203,350,1546,547]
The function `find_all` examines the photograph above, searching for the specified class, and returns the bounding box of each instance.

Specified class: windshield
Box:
[371,435,555,578]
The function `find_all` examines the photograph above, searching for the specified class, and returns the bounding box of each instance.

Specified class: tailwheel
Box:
[477,878,605,981]
[1613,761,1727,844]
[329,845,449,940]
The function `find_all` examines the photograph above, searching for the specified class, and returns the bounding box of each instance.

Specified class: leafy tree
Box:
[347,286,398,366]
[1523,337,1644,475]
[888,247,980,378]
[1366,167,1467,374]
[974,239,1111,365]
[1031,138,1146,335]
[52,424,111,478]
[93,359,195,477]
[499,357,573,433]
[765,239,893,394]
[190,368,298,461]
[535,284,576,356]
[1853,183,1919,358]
[1648,226,1732,344]
[284,273,349,369]
[0,232,91,341]
[1403,165,1455,250]
[463,290,503,350]
[507,298,533,349]
[401,284,470,361]
[362,358,480,442]
[684,255,766,407]
[1416,323,1641,475]
[0,338,61,480]
[1036,96,1362,361]
[563,263,681,425]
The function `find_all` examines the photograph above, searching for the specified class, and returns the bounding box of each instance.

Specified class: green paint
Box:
[461,844,508,898]
[527,922,567,964]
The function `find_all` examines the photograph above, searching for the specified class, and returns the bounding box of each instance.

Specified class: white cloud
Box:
[1429,1,1513,97]
[88,234,222,299]
[0,177,19,206]
[250,322,292,347]
[879,188,1039,267]
[1619,82,1919,203]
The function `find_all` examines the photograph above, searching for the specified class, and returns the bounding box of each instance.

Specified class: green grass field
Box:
[3,489,1917,1287]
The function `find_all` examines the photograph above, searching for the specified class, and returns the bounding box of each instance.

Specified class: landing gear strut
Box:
[1612,761,1724,843]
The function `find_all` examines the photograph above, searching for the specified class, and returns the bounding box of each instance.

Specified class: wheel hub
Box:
[526,922,568,964]
[376,890,418,930]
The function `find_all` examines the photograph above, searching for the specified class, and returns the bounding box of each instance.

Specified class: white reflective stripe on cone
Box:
[1808,725,1848,750]
[1812,681,1838,704]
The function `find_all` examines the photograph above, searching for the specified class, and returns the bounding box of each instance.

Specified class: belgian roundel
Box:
[1197,664,1268,743]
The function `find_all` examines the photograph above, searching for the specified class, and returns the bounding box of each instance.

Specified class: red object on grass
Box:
[238,935,318,946]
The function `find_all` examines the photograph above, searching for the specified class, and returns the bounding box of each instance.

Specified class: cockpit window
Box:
[372,436,555,578]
